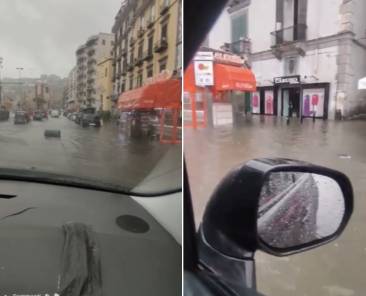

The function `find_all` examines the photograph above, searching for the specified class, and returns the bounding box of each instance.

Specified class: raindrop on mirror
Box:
[257,172,345,249]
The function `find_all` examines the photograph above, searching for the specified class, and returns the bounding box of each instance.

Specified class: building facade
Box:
[111,0,181,101]
[76,33,114,109]
[66,66,77,111]
[97,57,114,113]
[206,0,366,119]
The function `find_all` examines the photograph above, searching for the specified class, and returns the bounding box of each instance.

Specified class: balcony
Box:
[160,2,169,15]
[121,47,127,56]
[137,27,145,38]
[87,48,96,56]
[143,50,153,61]
[129,37,136,47]
[146,17,154,28]
[154,38,168,53]
[87,58,96,65]
[127,63,134,71]
[87,78,95,84]
[270,24,307,58]
[223,39,251,55]
[135,56,144,66]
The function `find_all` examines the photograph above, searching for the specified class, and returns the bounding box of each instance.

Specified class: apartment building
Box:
[97,57,114,113]
[206,0,366,119]
[76,33,114,109]
[111,0,180,100]
[66,66,77,110]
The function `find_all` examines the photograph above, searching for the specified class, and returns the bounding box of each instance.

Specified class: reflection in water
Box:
[185,117,366,296]
[258,172,345,249]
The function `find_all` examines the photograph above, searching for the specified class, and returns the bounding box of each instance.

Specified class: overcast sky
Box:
[0,0,121,79]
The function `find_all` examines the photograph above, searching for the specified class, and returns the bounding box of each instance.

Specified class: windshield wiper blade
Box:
[0,167,181,197]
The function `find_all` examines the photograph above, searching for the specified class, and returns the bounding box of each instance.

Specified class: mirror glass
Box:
[257,172,345,249]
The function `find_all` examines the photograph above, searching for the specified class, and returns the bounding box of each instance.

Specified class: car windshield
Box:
[185,0,366,295]
[0,0,182,195]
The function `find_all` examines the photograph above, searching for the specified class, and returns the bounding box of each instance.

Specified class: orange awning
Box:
[214,63,256,92]
[183,62,256,93]
[118,79,181,110]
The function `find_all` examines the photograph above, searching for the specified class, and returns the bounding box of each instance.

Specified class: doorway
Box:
[282,88,300,118]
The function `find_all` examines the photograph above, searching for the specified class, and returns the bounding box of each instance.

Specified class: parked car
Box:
[33,111,43,121]
[74,112,82,124]
[14,111,29,124]
[0,108,10,121]
[80,107,101,127]
[51,109,60,118]
[41,110,48,119]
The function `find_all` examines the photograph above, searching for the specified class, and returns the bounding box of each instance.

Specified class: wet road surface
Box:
[185,116,366,296]
[0,115,179,191]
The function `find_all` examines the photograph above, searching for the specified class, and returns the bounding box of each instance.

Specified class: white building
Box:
[76,33,114,108]
[206,0,366,119]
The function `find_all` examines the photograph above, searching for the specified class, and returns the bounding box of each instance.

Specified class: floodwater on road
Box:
[0,116,181,192]
[185,115,366,296]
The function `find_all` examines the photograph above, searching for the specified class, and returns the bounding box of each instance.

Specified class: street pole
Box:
[0,57,3,105]
[16,67,24,109]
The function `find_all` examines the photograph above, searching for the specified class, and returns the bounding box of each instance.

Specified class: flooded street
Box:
[185,116,366,296]
[0,116,180,191]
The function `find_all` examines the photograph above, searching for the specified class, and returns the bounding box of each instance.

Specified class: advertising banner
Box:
[194,61,214,86]
[252,91,260,114]
[264,90,274,115]
[302,88,325,117]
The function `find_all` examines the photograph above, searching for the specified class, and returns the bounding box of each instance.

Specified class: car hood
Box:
[0,180,181,295]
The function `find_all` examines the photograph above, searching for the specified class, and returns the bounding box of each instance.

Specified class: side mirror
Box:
[201,158,353,258]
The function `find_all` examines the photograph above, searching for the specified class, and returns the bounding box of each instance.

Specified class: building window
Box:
[121,82,125,92]
[231,10,248,42]
[137,73,143,87]
[130,52,134,64]
[129,76,134,90]
[105,67,108,77]
[138,42,143,59]
[147,65,153,78]
[111,40,114,46]
[161,22,168,40]
[148,35,154,55]
[159,58,167,72]
[102,39,106,45]
[284,56,298,75]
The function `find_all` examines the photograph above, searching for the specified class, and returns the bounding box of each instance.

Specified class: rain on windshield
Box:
[0,0,182,194]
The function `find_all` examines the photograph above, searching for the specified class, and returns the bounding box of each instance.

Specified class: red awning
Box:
[118,79,181,110]
[214,63,256,92]
[184,62,256,93]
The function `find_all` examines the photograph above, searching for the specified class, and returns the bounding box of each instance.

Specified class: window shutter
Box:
[276,0,284,28]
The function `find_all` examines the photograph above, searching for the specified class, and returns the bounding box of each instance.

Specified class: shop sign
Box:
[194,51,214,61]
[274,75,300,85]
[213,52,244,66]
[194,60,214,86]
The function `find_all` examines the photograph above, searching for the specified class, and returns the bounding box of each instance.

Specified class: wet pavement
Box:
[185,115,366,296]
[0,115,180,192]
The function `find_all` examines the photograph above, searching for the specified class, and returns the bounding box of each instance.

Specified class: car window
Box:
[185,0,366,295]
[0,0,182,195]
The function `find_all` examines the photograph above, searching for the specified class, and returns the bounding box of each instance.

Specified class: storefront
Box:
[118,77,181,144]
[184,49,256,128]
[252,75,330,120]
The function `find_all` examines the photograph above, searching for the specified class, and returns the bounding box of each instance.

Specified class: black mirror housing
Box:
[201,158,353,258]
